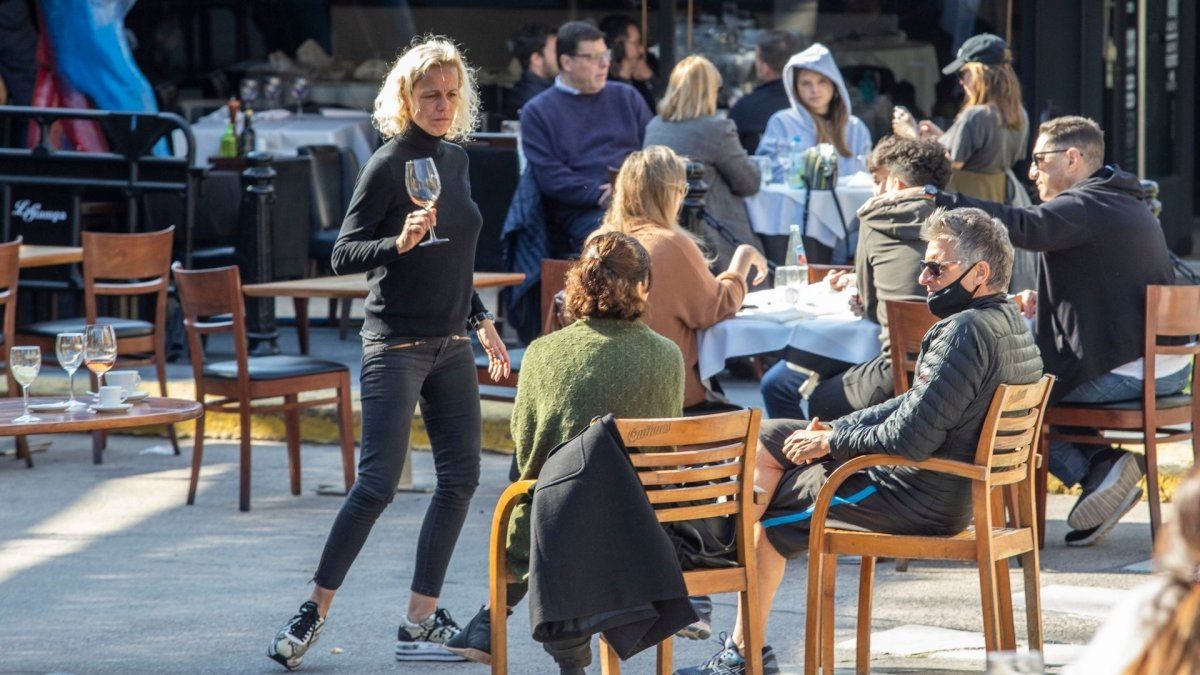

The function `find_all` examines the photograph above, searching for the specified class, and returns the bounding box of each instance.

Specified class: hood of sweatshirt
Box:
[858,192,937,243]
[1066,164,1147,201]
[781,43,854,137]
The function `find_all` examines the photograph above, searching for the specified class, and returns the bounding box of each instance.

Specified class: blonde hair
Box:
[960,56,1023,131]
[794,68,852,158]
[658,55,721,122]
[372,35,479,142]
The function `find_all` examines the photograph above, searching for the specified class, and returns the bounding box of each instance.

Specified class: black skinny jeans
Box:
[314,334,481,596]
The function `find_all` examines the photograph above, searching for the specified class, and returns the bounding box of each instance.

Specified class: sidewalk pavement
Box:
[0,429,1164,673]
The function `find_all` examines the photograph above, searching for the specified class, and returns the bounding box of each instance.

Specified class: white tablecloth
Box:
[744,179,875,258]
[697,287,881,380]
[174,111,379,167]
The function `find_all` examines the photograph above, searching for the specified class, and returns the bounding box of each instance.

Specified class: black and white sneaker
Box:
[268,601,325,670]
[1067,448,1144,531]
[674,634,779,675]
[395,607,468,661]
[1066,485,1143,547]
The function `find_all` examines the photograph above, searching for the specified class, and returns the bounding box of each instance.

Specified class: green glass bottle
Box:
[219,122,238,158]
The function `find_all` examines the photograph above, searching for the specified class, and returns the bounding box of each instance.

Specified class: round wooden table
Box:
[0,397,202,466]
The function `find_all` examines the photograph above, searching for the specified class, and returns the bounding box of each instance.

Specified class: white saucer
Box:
[88,390,149,403]
[90,403,133,413]
[28,401,70,412]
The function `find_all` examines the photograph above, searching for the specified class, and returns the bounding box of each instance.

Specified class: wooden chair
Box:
[0,238,30,466]
[17,228,180,456]
[1037,285,1200,545]
[172,264,356,512]
[477,259,572,402]
[807,264,853,285]
[487,409,766,675]
[883,299,939,394]
[804,375,1054,674]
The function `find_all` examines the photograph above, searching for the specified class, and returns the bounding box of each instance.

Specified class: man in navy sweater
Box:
[520,21,652,258]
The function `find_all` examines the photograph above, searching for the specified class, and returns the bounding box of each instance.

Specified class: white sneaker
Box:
[268,601,324,670]
[395,607,468,661]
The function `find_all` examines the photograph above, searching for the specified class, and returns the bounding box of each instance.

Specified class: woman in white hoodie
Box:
[755,43,873,184]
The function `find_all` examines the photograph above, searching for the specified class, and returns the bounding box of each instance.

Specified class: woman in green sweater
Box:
[445,232,685,673]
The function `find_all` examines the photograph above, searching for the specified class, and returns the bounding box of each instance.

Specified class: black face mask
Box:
[926,263,981,319]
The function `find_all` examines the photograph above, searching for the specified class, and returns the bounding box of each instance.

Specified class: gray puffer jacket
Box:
[828,294,1044,533]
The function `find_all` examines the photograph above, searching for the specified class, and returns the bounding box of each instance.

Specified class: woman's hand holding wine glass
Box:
[405,157,448,247]
[396,207,437,254]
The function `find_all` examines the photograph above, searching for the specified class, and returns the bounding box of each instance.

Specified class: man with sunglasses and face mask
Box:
[680,208,1042,675]
[929,115,1179,546]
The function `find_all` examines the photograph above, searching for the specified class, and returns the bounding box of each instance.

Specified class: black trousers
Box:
[314,335,481,596]
[808,353,896,421]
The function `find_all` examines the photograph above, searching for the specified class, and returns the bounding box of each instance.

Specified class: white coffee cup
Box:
[106,370,141,397]
[98,385,126,407]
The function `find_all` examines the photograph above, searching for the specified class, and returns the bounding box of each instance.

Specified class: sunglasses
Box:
[1032,148,1068,168]
[919,259,964,278]
[571,50,612,63]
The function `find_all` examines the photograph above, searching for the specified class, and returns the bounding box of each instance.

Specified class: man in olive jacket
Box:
[678,208,1043,675]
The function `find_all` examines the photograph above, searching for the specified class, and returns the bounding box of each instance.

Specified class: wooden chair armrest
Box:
[488,480,535,622]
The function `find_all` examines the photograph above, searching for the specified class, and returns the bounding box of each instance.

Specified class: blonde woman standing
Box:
[643,55,763,270]
[893,33,1029,203]
[268,36,510,670]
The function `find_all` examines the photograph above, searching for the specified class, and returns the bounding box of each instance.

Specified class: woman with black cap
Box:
[892,33,1029,203]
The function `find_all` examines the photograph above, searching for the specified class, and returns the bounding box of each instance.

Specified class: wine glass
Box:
[56,332,86,411]
[405,158,447,246]
[239,77,260,111]
[10,346,41,424]
[263,76,283,110]
[84,324,117,391]
[291,76,310,115]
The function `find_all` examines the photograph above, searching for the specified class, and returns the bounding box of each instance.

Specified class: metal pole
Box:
[679,160,708,236]
[238,151,280,355]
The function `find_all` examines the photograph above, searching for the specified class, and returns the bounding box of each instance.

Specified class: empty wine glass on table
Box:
[10,346,41,424]
[291,75,310,115]
[84,324,117,391]
[56,332,86,411]
[405,157,447,246]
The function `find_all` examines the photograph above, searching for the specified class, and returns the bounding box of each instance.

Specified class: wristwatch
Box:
[467,310,494,331]
[924,184,954,208]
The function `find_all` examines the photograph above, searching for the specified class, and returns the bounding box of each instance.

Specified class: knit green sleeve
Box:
[510,340,543,478]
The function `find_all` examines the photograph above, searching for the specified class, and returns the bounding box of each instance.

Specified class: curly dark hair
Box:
[563,232,651,322]
[882,138,952,189]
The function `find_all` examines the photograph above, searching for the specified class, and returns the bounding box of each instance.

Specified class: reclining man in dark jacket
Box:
[678,208,1043,675]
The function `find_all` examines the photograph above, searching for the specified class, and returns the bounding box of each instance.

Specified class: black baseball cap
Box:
[942,33,1009,74]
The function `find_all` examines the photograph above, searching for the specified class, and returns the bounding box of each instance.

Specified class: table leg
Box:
[92,430,104,464]
[293,297,310,355]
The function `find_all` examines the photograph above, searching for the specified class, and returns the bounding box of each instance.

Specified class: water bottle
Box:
[785,223,809,286]
[788,135,806,189]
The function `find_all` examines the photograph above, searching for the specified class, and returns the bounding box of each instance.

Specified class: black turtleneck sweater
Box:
[332,125,486,338]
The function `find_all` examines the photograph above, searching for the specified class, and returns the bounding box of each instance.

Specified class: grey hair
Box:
[921,207,1014,291]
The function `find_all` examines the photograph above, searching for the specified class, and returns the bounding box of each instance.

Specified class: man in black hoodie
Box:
[936,115,1182,546]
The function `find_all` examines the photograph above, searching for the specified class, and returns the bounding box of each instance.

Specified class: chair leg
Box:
[856,556,875,675]
[742,574,764,675]
[600,637,620,675]
[155,350,180,455]
[187,411,206,505]
[294,297,310,355]
[283,394,302,496]
[1019,549,1043,652]
[15,436,32,468]
[994,557,1017,650]
[804,546,825,674]
[821,553,837,672]
[1145,432,1163,541]
[1036,432,1049,549]
[656,636,673,675]
[976,548,1001,653]
[239,403,253,512]
[337,374,356,492]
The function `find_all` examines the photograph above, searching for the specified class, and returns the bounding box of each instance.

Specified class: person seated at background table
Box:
[443,232,685,674]
[755,42,872,185]
[759,137,952,421]
[892,33,1029,204]
[931,115,1180,547]
[521,21,652,258]
[594,146,768,415]
[1064,466,1200,675]
[678,207,1042,675]
[643,55,763,270]
[728,29,803,154]
[503,23,558,119]
[599,14,658,113]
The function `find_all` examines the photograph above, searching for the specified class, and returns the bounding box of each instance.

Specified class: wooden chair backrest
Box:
[972,375,1054,487]
[171,263,251,384]
[614,410,762,564]
[807,264,853,285]
[540,258,573,334]
[81,227,175,325]
[0,237,20,390]
[1146,284,1200,376]
[884,299,939,394]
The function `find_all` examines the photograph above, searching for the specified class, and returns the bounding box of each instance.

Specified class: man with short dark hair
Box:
[728,30,802,153]
[681,208,1042,675]
[760,137,952,421]
[520,20,652,257]
[503,23,558,119]
[936,115,1180,546]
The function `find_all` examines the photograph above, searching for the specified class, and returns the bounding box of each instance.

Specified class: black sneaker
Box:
[268,601,325,670]
[395,607,468,661]
[674,634,780,675]
[445,605,507,664]
[1066,485,1143,547]
[1067,449,1143,531]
